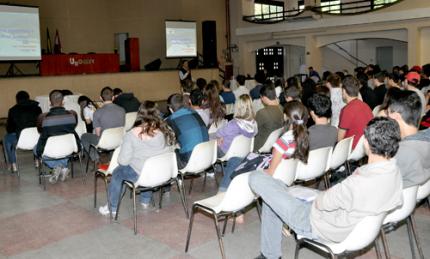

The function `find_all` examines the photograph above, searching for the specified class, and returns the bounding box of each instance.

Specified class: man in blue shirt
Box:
[166,93,209,169]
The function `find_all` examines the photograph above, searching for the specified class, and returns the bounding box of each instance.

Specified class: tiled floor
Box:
[0,152,429,259]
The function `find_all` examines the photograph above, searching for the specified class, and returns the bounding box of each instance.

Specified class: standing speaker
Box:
[202,21,217,68]
[125,38,140,71]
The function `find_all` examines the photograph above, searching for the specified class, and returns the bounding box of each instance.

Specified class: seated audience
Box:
[250,71,266,100]
[217,94,257,191]
[189,89,210,127]
[181,79,194,108]
[196,78,207,91]
[249,117,403,259]
[166,94,209,169]
[253,84,284,152]
[325,73,345,127]
[112,88,140,113]
[357,72,377,110]
[233,74,250,99]
[338,76,373,149]
[99,101,175,215]
[405,71,427,116]
[4,91,42,172]
[387,90,430,188]
[307,94,338,150]
[219,80,235,105]
[81,87,125,161]
[375,87,402,116]
[203,83,226,126]
[284,85,302,103]
[35,90,80,183]
[373,72,387,106]
[78,95,97,133]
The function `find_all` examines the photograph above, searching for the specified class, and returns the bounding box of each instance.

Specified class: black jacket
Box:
[113,93,140,113]
[6,100,42,137]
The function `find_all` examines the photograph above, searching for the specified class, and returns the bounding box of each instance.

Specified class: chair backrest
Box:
[339,213,387,253]
[273,158,298,186]
[295,146,332,182]
[347,135,366,161]
[42,134,78,158]
[225,103,235,116]
[16,127,40,150]
[106,147,121,173]
[417,178,430,202]
[216,172,255,213]
[384,185,419,224]
[252,99,264,113]
[97,127,124,150]
[75,121,87,138]
[208,119,227,135]
[220,135,254,161]
[258,127,284,153]
[124,112,137,132]
[329,137,353,170]
[181,140,217,174]
[136,152,178,187]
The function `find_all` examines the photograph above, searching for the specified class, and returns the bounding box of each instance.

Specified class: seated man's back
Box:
[7,93,42,137]
[93,102,125,133]
[113,93,140,113]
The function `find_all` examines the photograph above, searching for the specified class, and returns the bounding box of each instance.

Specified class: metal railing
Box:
[243,0,402,24]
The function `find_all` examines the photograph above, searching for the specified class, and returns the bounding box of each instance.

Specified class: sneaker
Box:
[34,159,40,168]
[141,203,150,209]
[49,167,62,184]
[98,204,116,216]
[11,163,18,173]
[59,167,70,182]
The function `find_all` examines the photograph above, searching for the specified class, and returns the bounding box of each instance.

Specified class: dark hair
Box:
[182,79,194,93]
[375,71,386,83]
[223,80,231,89]
[49,90,64,106]
[284,101,309,163]
[113,88,123,96]
[364,117,400,158]
[284,85,302,101]
[190,89,204,106]
[196,78,207,90]
[204,83,225,125]
[136,101,176,146]
[254,71,266,84]
[100,86,113,101]
[286,76,299,88]
[322,71,332,81]
[260,84,277,100]
[315,85,330,97]
[78,95,96,121]
[326,73,341,88]
[236,75,246,86]
[379,87,402,112]
[307,93,332,118]
[301,78,316,104]
[387,90,422,127]
[16,91,30,104]
[167,93,184,112]
[335,71,345,81]
[61,89,73,96]
[422,64,430,77]
[342,76,360,97]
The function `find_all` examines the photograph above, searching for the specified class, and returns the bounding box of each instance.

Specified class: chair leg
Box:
[94,174,98,208]
[406,217,417,259]
[323,173,330,189]
[231,213,236,233]
[203,171,207,190]
[188,178,194,195]
[115,182,125,221]
[133,186,137,235]
[85,153,90,175]
[213,165,219,187]
[212,213,226,259]
[176,178,189,218]
[222,215,229,236]
[374,239,382,259]
[380,230,391,259]
[78,153,84,183]
[294,240,302,259]
[185,205,197,252]
[159,188,163,209]
[409,215,425,259]
[70,158,74,179]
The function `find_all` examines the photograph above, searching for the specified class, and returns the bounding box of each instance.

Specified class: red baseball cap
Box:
[406,71,420,83]
[411,65,422,73]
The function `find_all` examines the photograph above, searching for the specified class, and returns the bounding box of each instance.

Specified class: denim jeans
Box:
[249,171,316,259]
[3,133,18,163]
[33,146,68,169]
[219,156,243,192]
[81,133,100,161]
[108,165,152,211]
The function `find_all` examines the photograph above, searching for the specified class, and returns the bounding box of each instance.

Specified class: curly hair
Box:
[136,101,176,146]
[364,117,400,158]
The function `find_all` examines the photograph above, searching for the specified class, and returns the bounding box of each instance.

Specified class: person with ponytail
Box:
[264,100,310,175]
[99,101,175,216]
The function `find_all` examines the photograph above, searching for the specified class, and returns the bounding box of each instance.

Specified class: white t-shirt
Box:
[233,85,250,99]
[83,104,96,121]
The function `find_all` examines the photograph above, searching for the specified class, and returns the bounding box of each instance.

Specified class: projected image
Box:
[0,6,41,61]
[166,21,197,58]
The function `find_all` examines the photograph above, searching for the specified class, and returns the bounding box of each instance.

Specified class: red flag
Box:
[54,29,62,54]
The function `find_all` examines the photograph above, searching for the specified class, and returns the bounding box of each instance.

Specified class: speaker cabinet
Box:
[125,38,140,71]
[202,21,217,68]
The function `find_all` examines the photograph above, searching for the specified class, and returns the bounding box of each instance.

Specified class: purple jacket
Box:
[216,119,258,153]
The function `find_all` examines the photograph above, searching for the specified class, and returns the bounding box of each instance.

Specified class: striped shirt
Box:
[273,130,296,159]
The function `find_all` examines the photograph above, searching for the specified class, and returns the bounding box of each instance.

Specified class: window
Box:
[254,0,284,21]
[320,0,341,14]
[373,0,399,8]
[298,0,305,11]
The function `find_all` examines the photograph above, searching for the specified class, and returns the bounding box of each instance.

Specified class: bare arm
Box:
[337,128,346,142]
[95,127,101,137]
[264,148,282,176]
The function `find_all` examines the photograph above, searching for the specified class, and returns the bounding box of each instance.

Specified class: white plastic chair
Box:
[295,146,333,182]
[325,137,353,188]
[252,99,264,113]
[218,135,254,162]
[86,127,124,175]
[115,152,187,234]
[417,178,430,203]
[185,172,258,259]
[94,147,121,209]
[124,112,137,132]
[208,119,227,135]
[346,135,366,174]
[15,127,40,176]
[272,158,298,186]
[225,103,235,116]
[295,213,387,259]
[380,185,424,259]
[39,134,81,190]
[258,127,284,154]
[75,120,87,138]
[179,140,218,211]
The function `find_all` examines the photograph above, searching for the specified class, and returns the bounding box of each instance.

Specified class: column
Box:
[305,35,322,72]
[407,25,421,66]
